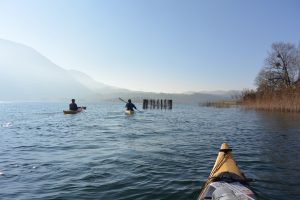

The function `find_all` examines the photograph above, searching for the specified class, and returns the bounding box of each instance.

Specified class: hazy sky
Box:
[0,0,299,93]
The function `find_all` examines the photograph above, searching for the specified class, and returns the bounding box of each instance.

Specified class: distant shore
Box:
[204,87,300,112]
[201,99,242,108]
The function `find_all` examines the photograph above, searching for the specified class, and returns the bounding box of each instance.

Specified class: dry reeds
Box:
[241,88,300,112]
[202,99,241,108]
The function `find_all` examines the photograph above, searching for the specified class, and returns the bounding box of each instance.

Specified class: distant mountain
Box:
[115,91,233,104]
[0,39,96,101]
[68,70,130,94]
[0,39,238,103]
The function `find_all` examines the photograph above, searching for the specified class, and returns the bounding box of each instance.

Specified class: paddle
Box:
[118,97,128,104]
[118,97,141,112]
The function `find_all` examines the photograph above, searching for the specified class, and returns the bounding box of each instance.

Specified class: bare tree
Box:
[256,42,300,90]
[297,42,300,81]
[255,69,279,91]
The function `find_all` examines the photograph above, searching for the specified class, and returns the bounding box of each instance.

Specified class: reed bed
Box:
[241,88,300,112]
[202,99,241,108]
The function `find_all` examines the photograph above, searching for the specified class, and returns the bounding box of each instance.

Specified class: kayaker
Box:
[125,99,137,111]
[69,99,78,111]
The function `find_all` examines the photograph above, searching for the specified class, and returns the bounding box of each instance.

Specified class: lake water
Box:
[0,102,299,200]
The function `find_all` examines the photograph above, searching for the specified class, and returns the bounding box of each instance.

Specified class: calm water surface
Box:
[0,102,299,200]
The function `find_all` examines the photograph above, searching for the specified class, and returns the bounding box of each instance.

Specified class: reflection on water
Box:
[0,102,299,200]
[251,111,300,199]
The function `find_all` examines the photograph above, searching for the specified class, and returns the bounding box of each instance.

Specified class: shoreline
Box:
[204,88,300,112]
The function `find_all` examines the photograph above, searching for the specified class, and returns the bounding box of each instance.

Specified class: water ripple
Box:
[0,103,299,199]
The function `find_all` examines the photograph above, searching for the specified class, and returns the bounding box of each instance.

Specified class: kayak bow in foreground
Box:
[198,143,256,200]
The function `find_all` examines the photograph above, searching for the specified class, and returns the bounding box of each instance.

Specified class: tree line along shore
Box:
[205,41,300,112]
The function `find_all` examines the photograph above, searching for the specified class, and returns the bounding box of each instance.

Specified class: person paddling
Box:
[69,99,78,111]
[125,99,137,111]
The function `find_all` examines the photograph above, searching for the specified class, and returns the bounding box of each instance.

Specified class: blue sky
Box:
[0,0,299,93]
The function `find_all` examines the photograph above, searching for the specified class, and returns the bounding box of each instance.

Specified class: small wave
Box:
[36,112,62,115]
[2,122,13,128]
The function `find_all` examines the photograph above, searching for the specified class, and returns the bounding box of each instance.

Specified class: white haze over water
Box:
[0,39,235,102]
[1,1,299,93]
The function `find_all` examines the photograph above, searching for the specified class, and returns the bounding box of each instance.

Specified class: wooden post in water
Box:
[142,99,172,109]
[168,100,172,109]
[143,99,148,109]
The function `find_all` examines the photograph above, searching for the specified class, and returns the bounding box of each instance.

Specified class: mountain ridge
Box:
[0,39,238,103]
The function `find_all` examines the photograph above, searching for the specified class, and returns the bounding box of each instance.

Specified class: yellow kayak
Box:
[125,110,134,115]
[63,107,86,114]
[198,143,256,200]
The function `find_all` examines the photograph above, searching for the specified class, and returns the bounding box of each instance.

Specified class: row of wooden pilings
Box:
[143,99,173,109]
